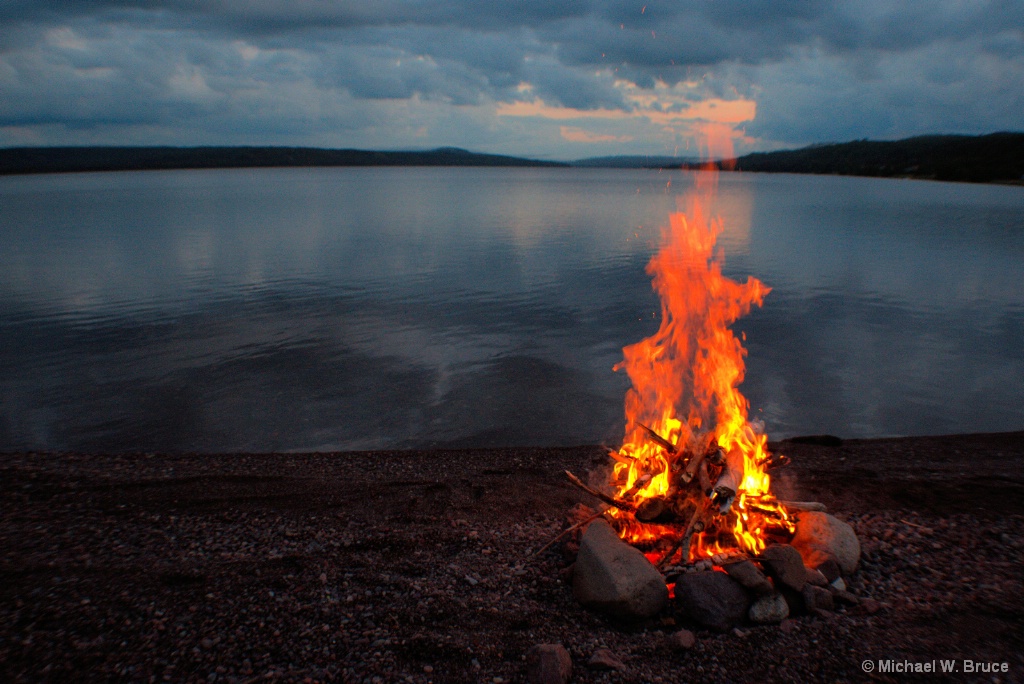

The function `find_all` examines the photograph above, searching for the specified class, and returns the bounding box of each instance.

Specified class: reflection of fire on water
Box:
[604,125,793,567]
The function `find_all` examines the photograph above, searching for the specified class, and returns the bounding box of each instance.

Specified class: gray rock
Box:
[802,584,835,612]
[526,644,572,684]
[722,560,773,595]
[588,648,626,671]
[674,571,750,632]
[748,592,789,624]
[573,519,668,620]
[791,512,861,575]
[759,544,807,592]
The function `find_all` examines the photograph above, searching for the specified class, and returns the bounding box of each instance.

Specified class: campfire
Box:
[556,130,862,629]
[569,139,794,568]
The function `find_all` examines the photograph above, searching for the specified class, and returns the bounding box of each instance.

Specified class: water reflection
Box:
[0,168,1021,452]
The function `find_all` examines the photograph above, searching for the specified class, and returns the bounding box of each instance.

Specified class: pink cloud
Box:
[559,126,634,143]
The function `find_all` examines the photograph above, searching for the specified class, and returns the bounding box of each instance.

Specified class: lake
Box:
[1,167,1022,452]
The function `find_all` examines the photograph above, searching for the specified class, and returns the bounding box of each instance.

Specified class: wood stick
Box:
[607,449,636,463]
[533,511,605,557]
[638,422,677,454]
[657,503,708,568]
[778,500,827,512]
[623,472,653,499]
[564,470,636,512]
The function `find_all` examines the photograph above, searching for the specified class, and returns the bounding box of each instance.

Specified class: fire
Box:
[608,126,793,565]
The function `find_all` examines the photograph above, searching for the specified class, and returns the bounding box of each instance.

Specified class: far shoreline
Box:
[2,132,1022,185]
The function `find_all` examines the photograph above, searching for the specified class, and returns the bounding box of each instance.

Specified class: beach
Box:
[3,432,1023,682]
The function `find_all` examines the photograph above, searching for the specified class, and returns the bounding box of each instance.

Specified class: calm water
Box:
[1,167,1022,452]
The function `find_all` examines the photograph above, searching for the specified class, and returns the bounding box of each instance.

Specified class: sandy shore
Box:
[2,432,1023,683]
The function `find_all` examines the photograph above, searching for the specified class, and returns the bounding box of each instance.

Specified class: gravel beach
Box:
[2,432,1023,683]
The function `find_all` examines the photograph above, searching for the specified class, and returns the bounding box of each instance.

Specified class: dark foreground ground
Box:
[2,432,1023,683]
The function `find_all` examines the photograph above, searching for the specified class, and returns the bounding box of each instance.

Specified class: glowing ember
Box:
[608,126,793,565]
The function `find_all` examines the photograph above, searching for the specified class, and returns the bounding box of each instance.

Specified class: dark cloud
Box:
[1,0,1021,152]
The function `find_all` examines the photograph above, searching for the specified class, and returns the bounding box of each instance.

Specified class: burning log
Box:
[710,448,745,514]
[711,470,737,514]
[656,501,712,568]
[679,448,706,485]
[697,460,713,496]
[634,497,685,524]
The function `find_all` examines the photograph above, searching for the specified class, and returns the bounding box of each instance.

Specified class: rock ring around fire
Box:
[791,512,861,575]
[572,519,668,620]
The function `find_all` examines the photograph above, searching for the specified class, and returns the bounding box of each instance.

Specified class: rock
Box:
[791,512,861,575]
[572,519,668,620]
[805,568,829,587]
[722,560,773,595]
[759,544,807,592]
[814,558,842,584]
[667,629,696,650]
[830,577,847,592]
[748,592,789,624]
[832,589,860,606]
[802,585,834,612]
[526,644,572,684]
[674,571,750,632]
[779,586,806,616]
[588,648,626,671]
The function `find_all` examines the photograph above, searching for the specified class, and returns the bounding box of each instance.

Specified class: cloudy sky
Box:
[1,1,1022,159]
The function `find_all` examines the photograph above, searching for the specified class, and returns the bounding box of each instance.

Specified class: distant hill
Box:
[572,155,699,168]
[728,133,1024,184]
[4,135,1022,183]
[0,146,568,175]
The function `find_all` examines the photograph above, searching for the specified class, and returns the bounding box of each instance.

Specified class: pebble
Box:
[858,598,881,615]
[588,648,626,671]
[667,629,696,650]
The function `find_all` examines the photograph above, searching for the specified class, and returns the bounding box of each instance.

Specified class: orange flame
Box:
[609,124,792,561]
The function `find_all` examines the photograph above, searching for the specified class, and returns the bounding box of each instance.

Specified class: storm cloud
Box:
[1,1,1022,156]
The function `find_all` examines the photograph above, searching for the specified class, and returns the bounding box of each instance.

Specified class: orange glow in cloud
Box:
[644,98,756,126]
[497,79,756,138]
[559,126,634,143]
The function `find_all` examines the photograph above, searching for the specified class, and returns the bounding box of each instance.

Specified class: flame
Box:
[608,124,793,562]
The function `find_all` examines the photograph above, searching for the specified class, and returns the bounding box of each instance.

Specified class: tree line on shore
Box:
[1,133,1021,184]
